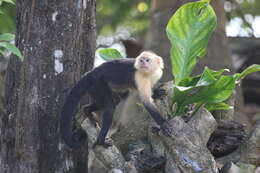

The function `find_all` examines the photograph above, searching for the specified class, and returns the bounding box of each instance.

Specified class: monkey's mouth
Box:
[141,65,148,69]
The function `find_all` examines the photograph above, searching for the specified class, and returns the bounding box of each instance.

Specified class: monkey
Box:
[60,51,172,148]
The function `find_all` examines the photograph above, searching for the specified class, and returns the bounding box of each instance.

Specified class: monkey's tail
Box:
[60,73,93,148]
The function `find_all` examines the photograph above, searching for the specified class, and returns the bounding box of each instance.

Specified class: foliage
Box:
[0,0,14,5]
[96,0,260,38]
[225,0,260,37]
[0,33,23,59]
[0,1,22,60]
[97,0,151,35]
[0,0,15,34]
[97,48,123,61]
[1,0,260,37]
[97,0,260,116]
[166,0,217,85]
[225,0,260,17]
[166,0,260,115]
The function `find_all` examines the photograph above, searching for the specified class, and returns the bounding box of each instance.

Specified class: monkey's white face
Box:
[134,51,164,74]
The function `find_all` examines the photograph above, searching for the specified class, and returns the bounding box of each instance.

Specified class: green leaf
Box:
[0,42,23,60]
[0,9,4,14]
[183,75,236,105]
[0,49,4,56]
[195,67,217,87]
[166,0,217,85]
[172,86,193,115]
[178,76,200,87]
[173,67,223,113]
[172,67,234,115]
[205,102,233,111]
[178,68,229,87]
[235,64,260,80]
[2,0,14,4]
[0,33,14,41]
[97,48,123,61]
[175,67,225,91]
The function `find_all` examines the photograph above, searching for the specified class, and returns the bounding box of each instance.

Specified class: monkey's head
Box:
[134,51,164,74]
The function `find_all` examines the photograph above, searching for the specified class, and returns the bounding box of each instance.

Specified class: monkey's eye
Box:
[146,59,150,62]
[140,59,144,63]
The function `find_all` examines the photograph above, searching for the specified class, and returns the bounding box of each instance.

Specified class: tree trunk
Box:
[0,0,96,173]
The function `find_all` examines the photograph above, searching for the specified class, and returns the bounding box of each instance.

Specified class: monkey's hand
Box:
[152,85,167,100]
[152,121,173,137]
[160,121,174,137]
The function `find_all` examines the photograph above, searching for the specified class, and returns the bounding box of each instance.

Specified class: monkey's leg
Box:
[93,105,115,148]
[91,80,115,148]
[83,103,100,127]
[83,103,99,113]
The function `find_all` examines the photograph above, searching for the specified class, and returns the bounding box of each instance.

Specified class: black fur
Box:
[60,59,136,148]
[60,74,93,148]
[60,58,168,148]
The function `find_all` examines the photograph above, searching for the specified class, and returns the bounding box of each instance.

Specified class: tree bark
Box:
[0,0,96,173]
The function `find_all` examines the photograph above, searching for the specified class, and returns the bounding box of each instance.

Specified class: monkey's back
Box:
[90,58,137,90]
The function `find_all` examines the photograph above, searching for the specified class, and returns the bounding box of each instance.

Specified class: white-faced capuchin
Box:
[60,51,172,148]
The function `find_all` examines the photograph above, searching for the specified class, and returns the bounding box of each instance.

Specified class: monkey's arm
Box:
[143,101,165,125]
[135,78,172,135]
[143,101,173,136]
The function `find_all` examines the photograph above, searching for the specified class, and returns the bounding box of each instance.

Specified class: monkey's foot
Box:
[151,126,161,134]
[93,139,113,148]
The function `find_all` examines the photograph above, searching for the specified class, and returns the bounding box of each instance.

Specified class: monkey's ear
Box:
[134,55,141,69]
[156,56,164,69]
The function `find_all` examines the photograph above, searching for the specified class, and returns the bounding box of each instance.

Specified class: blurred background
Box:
[0,0,260,129]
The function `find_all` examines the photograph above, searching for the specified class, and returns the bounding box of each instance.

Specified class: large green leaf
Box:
[172,68,213,114]
[178,68,229,87]
[235,64,260,80]
[182,75,236,105]
[97,48,123,61]
[0,33,14,41]
[0,42,23,60]
[172,68,231,114]
[173,68,224,104]
[173,64,260,114]
[166,0,217,85]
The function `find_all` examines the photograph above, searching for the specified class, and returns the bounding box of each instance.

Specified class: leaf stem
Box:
[191,103,204,116]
